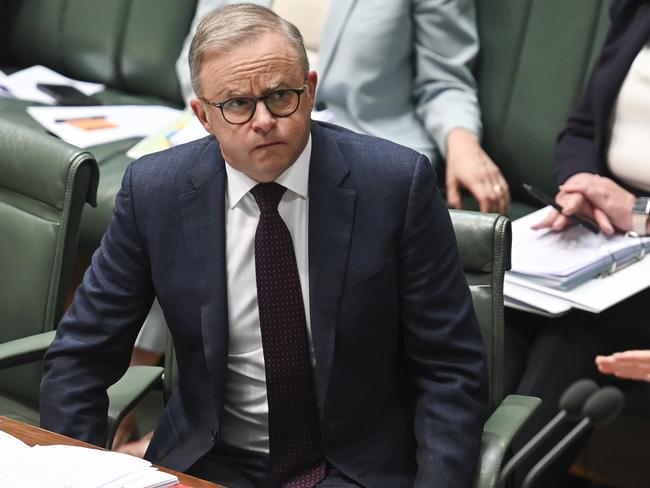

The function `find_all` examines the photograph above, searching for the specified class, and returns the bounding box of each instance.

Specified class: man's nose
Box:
[250,100,276,132]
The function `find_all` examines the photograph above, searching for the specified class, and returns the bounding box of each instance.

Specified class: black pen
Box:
[55,115,106,123]
[522,183,600,234]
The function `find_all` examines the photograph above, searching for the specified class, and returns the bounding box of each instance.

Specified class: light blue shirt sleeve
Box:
[413,0,481,157]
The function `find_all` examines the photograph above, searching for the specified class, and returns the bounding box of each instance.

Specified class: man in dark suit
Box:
[40,4,488,487]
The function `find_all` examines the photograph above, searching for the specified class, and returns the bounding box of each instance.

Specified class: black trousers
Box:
[186,442,361,488]
[504,287,650,488]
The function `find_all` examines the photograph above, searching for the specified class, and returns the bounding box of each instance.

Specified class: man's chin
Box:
[248,160,293,182]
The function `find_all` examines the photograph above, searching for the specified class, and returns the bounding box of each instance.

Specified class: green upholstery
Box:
[449,210,540,488]
[475,0,611,219]
[0,119,98,424]
[0,0,198,253]
[0,0,196,105]
[0,119,162,447]
[451,210,511,410]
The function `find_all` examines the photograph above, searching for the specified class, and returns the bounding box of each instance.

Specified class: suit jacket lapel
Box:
[179,140,229,410]
[317,0,358,80]
[308,123,356,409]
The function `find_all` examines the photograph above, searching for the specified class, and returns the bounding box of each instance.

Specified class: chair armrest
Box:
[0,330,57,369]
[106,365,164,448]
[474,394,542,488]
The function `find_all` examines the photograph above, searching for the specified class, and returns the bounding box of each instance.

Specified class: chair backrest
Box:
[450,210,511,411]
[476,0,611,217]
[0,0,197,105]
[0,119,98,409]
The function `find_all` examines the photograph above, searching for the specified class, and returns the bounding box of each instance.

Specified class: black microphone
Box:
[520,386,625,488]
[497,378,598,487]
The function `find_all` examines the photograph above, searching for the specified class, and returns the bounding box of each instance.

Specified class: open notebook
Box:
[504,207,650,316]
[509,207,650,290]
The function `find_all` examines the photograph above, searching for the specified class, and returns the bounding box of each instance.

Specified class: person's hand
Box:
[531,177,595,232]
[531,172,634,236]
[560,173,635,235]
[114,431,154,458]
[596,350,650,382]
[445,128,510,214]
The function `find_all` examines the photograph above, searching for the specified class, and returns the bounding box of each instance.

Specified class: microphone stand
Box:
[520,417,591,488]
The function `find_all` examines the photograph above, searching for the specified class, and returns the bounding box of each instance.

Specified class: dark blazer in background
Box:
[40,121,488,487]
[555,0,650,186]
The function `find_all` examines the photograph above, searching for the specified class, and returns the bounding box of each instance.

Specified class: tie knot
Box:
[251,182,287,213]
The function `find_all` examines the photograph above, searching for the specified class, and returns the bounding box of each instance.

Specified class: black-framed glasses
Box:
[202,82,307,124]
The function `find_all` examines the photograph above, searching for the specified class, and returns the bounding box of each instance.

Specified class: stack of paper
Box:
[27,105,183,148]
[509,208,650,290]
[0,65,104,104]
[505,207,650,316]
[0,430,177,488]
[3,65,186,150]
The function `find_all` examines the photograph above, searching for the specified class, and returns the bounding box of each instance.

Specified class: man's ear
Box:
[190,98,214,135]
[306,70,318,109]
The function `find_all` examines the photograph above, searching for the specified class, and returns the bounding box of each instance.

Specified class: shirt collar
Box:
[225,135,311,209]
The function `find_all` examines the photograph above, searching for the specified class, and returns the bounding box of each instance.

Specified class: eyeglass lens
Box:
[223,89,300,123]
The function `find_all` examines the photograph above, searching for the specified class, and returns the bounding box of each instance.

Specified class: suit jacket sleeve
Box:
[413,0,481,156]
[555,0,630,184]
[554,53,603,183]
[401,155,489,486]
[40,162,155,447]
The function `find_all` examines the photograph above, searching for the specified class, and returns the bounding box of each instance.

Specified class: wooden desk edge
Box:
[0,416,222,488]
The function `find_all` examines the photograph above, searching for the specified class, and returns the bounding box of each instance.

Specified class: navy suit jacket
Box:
[555,0,650,188]
[41,121,488,487]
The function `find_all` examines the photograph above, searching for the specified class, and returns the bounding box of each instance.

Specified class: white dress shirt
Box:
[608,43,650,192]
[218,136,313,453]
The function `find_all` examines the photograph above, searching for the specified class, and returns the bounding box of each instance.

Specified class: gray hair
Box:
[188,3,309,97]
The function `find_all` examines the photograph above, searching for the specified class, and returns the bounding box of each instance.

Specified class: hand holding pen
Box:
[557,173,638,236]
[524,183,601,234]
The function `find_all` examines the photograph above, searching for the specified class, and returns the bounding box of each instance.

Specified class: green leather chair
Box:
[0,119,163,446]
[449,210,540,488]
[0,0,198,254]
[0,119,98,426]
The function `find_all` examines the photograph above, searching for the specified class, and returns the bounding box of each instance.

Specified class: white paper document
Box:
[0,69,13,98]
[2,65,104,104]
[0,430,31,472]
[28,105,183,148]
[126,110,208,159]
[0,431,177,488]
[505,207,650,316]
[509,207,650,290]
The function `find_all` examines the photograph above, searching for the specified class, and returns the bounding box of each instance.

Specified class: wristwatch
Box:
[632,197,650,235]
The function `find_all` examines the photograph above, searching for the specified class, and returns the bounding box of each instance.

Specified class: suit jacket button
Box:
[210,428,218,441]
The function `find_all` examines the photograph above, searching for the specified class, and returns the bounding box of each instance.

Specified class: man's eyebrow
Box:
[218,88,249,99]
[220,81,294,100]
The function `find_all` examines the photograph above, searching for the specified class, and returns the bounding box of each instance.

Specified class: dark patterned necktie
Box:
[250,182,326,488]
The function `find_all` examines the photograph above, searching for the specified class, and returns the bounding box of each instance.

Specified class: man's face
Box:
[190,31,317,183]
